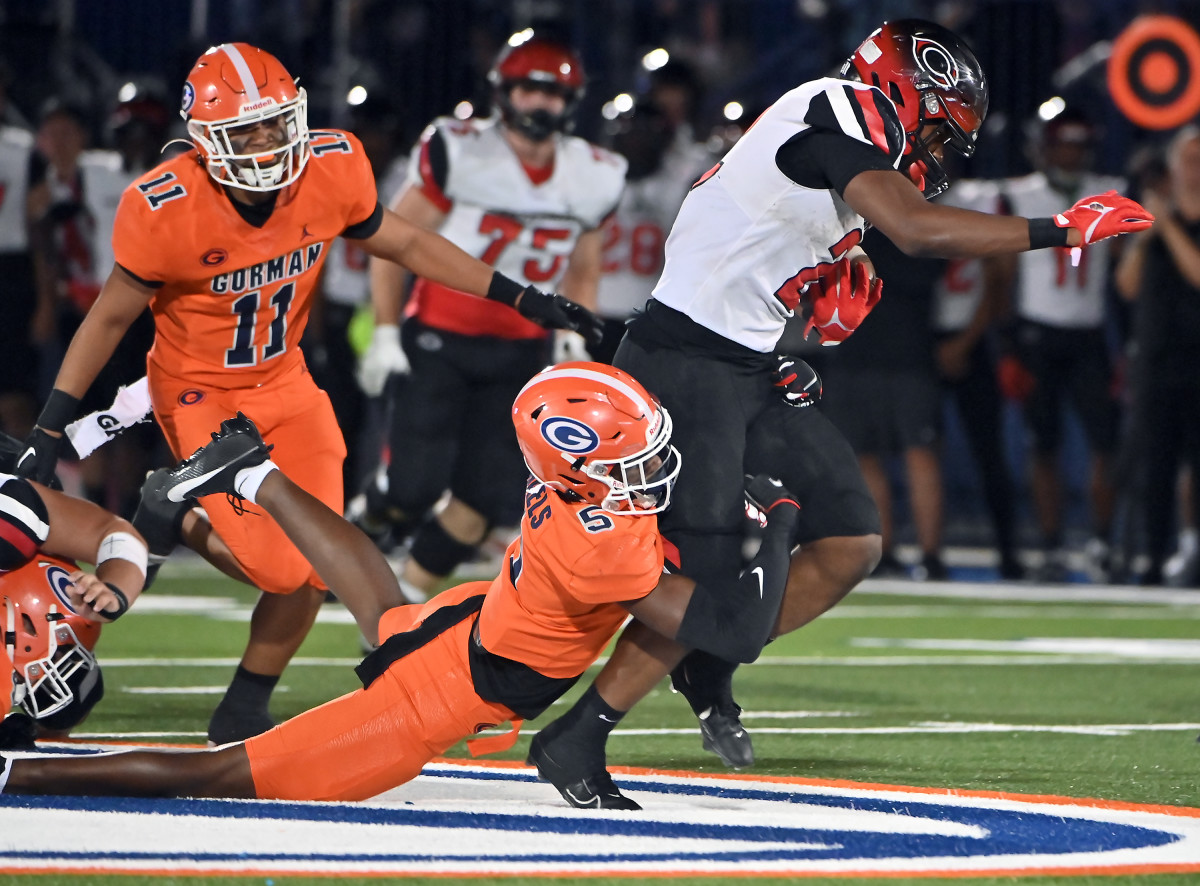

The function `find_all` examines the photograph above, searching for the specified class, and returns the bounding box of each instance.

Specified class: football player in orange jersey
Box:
[1,363,799,808]
[13,43,601,746]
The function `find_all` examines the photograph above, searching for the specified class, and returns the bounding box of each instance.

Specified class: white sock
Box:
[0,754,12,794]
[233,460,279,503]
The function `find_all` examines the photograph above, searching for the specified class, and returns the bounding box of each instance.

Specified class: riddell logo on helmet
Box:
[240,97,279,114]
[912,37,960,88]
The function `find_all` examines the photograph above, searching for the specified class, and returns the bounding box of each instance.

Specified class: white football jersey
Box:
[931,179,1003,333]
[1003,170,1125,329]
[652,78,903,352]
[0,124,35,252]
[407,116,626,290]
[78,150,131,288]
[597,139,711,320]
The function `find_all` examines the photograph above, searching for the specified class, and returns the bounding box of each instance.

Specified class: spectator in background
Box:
[933,177,1024,580]
[0,59,52,440]
[821,228,949,580]
[595,100,711,363]
[1114,126,1200,586]
[997,109,1125,582]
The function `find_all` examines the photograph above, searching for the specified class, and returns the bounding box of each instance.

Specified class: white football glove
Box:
[357,324,410,396]
[552,329,592,365]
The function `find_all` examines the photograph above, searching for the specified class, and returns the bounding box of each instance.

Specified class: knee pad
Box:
[409,516,483,579]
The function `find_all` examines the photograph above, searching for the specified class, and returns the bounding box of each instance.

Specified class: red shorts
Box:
[244,583,513,801]
[149,360,346,593]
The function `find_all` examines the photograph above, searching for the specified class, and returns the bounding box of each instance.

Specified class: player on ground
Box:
[528,18,1154,806]
[353,33,626,602]
[1,433,148,744]
[0,363,799,807]
[12,43,601,746]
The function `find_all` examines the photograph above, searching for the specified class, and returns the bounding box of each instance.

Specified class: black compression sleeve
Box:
[776,130,897,195]
[675,506,799,663]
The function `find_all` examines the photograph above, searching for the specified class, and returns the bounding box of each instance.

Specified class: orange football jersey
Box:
[114,130,377,387]
[476,483,664,678]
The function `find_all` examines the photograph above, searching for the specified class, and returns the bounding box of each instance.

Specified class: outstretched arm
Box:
[623,477,801,663]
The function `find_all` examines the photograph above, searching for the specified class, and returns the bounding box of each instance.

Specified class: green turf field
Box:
[6,560,1200,883]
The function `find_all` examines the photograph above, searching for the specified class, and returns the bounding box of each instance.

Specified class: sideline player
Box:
[13,43,602,746]
[353,33,626,601]
[1,363,799,806]
[529,18,1154,805]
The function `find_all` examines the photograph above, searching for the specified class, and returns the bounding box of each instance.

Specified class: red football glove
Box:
[996,354,1035,403]
[802,258,882,346]
[1054,191,1155,245]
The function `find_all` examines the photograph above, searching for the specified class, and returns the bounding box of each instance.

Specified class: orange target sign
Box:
[1108,15,1200,129]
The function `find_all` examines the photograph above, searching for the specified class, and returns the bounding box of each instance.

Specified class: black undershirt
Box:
[774,130,897,196]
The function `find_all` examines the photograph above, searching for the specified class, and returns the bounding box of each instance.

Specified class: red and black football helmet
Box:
[841,19,988,197]
[488,34,586,142]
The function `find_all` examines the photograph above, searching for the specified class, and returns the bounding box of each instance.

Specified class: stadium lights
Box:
[117,81,139,102]
[454,100,474,120]
[508,28,534,47]
[643,48,670,71]
[346,85,368,106]
[614,93,634,113]
[1038,96,1067,121]
[723,101,745,121]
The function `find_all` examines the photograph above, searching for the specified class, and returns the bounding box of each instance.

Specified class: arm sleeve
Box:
[674,504,799,663]
[409,125,452,212]
[776,130,899,195]
[0,473,50,572]
[342,201,383,239]
[111,189,167,284]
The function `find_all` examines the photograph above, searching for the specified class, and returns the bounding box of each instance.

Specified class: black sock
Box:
[218,665,279,710]
[671,650,738,716]
[549,685,626,746]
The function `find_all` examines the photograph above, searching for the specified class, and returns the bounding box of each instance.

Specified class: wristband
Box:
[1028,218,1071,250]
[101,582,130,620]
[96,530,149,580]
[485,272,525,307]
[35,389,81,435]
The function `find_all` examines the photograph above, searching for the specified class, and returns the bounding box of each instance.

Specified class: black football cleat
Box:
[698,700,755,769]
[165,413,273,503]
[132,468,194,588]
[527,731,641,810]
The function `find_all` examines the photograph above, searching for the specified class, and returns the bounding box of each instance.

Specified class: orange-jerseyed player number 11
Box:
[226,281,295,367]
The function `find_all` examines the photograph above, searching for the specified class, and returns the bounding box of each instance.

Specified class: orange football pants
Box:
[244,582,517,801]
[149,360,346,593]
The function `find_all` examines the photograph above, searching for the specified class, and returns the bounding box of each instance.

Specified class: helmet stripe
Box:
[218,44,262,102]
[518,367,653,418]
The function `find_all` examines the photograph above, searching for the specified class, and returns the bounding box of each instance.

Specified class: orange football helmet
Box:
[511,362,680,515]
[3,555,101,720]
[181,42,310,192]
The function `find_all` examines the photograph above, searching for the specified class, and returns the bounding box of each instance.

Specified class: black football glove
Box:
[744,474,801,528]
[772,355,822,408]
[15,427,64,485]
[517,286,605,348]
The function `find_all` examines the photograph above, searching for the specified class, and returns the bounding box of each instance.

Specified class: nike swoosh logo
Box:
[565,787,600,808]
[752,566,764,599]
[166,467,227,502]
[599,714,617,723]
[16,447,34,468]
[1084,205,1112,243]
[734,730,745,738]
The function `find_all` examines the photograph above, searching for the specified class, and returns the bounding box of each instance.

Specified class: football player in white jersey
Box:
[594,101,712,363]
[997,110,1126,582]
[354,34,623,601]
[932,178,1023,580]
[528,18,1154,809]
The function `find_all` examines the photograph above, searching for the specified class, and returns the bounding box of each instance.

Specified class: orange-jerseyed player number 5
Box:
[226,282,295,367]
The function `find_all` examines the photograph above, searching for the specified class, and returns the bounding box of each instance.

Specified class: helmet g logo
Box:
[912,37,959,88]
[541,417,599,454]
[46,565,80,614]
[181,81,195,116]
